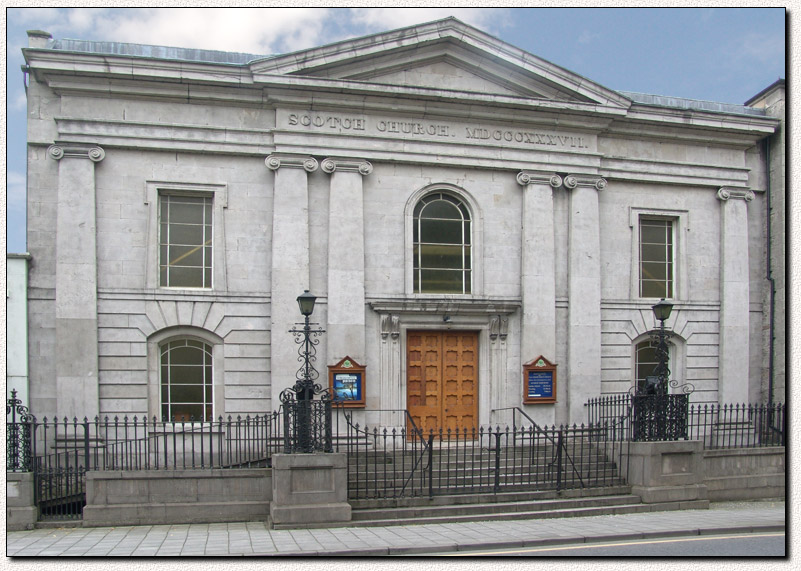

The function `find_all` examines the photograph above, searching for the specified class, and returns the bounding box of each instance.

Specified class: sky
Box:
[3,6,787,253]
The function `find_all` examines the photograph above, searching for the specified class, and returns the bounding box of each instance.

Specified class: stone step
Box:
[341,500,709,528]
[350,493,643,521]
[348,484,633,510]
[271,496,711,529]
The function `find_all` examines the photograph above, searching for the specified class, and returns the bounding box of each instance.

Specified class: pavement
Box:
[5,500,785,557]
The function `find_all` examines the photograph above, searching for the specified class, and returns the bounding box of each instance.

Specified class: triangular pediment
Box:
[251,18,631,108]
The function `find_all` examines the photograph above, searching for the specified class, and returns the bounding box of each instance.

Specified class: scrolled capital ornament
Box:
[516,171,562,188]
[563,174,607,191]
[265,154,319,172]
[717,186,755,202]
[321,157,373,176]
[48,143,105,163]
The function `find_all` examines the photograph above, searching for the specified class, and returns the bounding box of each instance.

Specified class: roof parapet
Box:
[27,30,52,49]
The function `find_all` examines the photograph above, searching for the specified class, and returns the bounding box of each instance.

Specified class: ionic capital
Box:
[516,171,562,188]
[321,157,373,176]
[48,143,105,163]
[717,187,755,202]
[563,174,607,191]
[265,154,318,172]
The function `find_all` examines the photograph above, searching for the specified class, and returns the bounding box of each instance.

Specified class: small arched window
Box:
[634,339,671,393]
[413,193,472,294]
[160,338,213,421]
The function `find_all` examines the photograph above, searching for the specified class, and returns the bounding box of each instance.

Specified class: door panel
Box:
[407,331,478,434]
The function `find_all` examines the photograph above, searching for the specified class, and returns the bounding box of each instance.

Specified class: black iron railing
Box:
[333,408,627,500]
[586,395,785,450]
[6,389,33,472]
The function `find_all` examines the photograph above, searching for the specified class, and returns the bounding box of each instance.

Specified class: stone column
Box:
[49,143,105,420]
[321,158,372,365]
[564,174,607,424]
[717,187,754,404]
[266,154,318,408]
[516,171,561,425]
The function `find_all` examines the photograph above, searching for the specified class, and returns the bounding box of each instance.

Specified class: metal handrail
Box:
[490,406,587,487]
[332,405,433,497]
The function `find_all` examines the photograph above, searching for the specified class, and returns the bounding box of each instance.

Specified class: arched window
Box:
[160,338,213,421]
[634,338,673,393]
[413,192,472,294]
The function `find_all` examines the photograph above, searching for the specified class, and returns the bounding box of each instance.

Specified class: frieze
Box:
[278,109,595,152]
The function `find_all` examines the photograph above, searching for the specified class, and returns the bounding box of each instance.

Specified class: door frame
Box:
[372,300,517,430]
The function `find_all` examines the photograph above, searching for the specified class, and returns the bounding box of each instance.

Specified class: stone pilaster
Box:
[321,158,372,365]
[717,187,754,404]
[489,315,509,424]
[49,143,105,420]
[378,313,401,428]
[266,154,318,408]
[565,174,607,424]
[517,171,561,425]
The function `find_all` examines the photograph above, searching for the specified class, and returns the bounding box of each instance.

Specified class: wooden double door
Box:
[406,330,478,434]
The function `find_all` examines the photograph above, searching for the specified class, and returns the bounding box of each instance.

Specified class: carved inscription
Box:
[465,127,588,148]
[280,110,593,151]
[288,113,366,131]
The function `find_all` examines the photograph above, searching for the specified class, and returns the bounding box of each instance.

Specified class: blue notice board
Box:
[527,371,554,399]
[333,372,362,402]
[523,356,557,404]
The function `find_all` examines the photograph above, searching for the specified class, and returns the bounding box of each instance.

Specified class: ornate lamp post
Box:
[649,298,673,396]
[280,290,331,453]
[631,298,692,441]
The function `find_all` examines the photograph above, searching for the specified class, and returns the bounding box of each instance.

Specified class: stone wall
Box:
[82,469,271,527]
[702,447,785,501]
[6,472,38,531]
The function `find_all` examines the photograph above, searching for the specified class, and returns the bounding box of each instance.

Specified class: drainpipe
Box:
[764,138,775,406]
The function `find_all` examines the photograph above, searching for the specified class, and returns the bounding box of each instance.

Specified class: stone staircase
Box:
[279,437,706,529]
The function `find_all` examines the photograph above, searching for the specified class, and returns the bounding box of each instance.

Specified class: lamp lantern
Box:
[297,290,317,317]
[651,298,673,323]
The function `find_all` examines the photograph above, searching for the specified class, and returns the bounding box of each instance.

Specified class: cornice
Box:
[369,297,521,315]
[321,157,373,175]
[48,142,105,162]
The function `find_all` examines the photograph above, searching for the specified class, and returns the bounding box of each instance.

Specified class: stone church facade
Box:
[22,19,779,430]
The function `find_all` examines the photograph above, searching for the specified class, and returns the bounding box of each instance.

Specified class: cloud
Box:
[11,7,511,56]
[348,7,510,33]
[577,30,602,45]
[739,32,784,65]
[11,91,27,112]
[7,171,26,210]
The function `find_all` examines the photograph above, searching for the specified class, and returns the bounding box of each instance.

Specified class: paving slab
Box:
[5,500,785,557]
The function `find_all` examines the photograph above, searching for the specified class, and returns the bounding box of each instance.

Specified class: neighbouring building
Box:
[22,19,782,432]
[744,79,786,407]
[7,253,32,408]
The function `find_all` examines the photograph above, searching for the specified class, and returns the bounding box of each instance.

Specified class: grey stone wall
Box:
[83,469,271,527]
[703,447,785,501]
